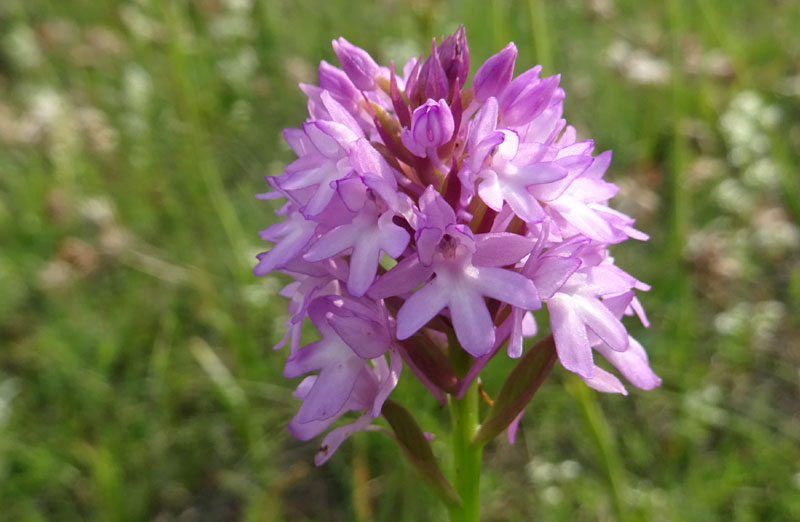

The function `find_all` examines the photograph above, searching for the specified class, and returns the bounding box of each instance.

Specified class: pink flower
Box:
[255,27,659,462]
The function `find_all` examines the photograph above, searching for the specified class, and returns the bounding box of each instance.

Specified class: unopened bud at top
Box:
[473,42,517,103]
[409,42,449,106]
[437,25,470,91]
[332,37,380,91]
[401,98,455,157]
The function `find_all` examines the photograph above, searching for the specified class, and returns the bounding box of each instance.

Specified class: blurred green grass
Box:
[1,0,799,520]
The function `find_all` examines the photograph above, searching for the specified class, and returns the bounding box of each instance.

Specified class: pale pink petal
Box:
[514,162,567,186]
[467,96,499,152]
[328,314,389,359]
[336,176,367,211]
[584,366,628,395]
[378,213,411,258]
[575,295,629,352]
[294,357,363,423]
[254,223,316,275]
[477,172,504,211]
[581,150,612,180]
[301,180,338,217]
[400,127,427,157]
[504,185,546,223]
[548,294,594,378]
[281,160,335,190]
[468,132,504,173]
[348,238,382,296]
[304,224,355,261]
[584,265,637,295]
[473,233,535,267]
[283,340,330,378]
[532,256,581,299]
[630,296,650,327]
[395,278,450,340]
[601,291,635,319]
[448,286,495,356]
[507,411,524,444]
[520,314,536,340]
[508,307,525,358]
[283,127,308,156]
[550,197,617,242]
[418,185,457,229]
[314,414,373,465]
[320,91,363,138]
[350,139,399,189]
[596,337,661,390]
[474,267,540,310]
[288,414,338,441]
[309,120,358,154]
[372,349,402,417]
[304,121,343,157]
[292,376,317,399]
[368,255,432,299]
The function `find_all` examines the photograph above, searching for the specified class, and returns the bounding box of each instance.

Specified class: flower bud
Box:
[437,25,470,90]
[473,42,517,103]
[500,72,561,127]
[409,42,449,106]
[332,37,379,91]
[401,98,455,157]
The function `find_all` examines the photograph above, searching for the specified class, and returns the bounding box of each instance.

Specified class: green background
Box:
[1,0,799,520]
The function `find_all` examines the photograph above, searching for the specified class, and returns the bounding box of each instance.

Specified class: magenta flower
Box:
[255,27,659,468]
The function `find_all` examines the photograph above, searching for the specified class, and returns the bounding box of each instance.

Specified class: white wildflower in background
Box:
[606,40,670,85]
[720,91,780,169]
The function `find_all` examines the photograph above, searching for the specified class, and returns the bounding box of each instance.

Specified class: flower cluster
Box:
[256,27,660,463]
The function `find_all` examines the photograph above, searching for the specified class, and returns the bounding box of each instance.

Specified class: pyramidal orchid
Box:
[256,26,659,520]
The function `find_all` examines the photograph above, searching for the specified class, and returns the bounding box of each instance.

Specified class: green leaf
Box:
[381,399,462,506]
[471,335,557,447]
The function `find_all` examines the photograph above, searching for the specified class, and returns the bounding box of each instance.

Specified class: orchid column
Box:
[255,27,660,520]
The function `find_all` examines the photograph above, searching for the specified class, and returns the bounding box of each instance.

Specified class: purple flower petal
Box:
[584,366,628,395]
[332,37,380,91]
[531,255,582,300]
[595,337,661,390]
[473,233,535,267]
[448,285,496,356]
[474,267,540,310]
[473,43,517,103]
[315,414,373,465]
[369,255,432,298]
[328,314,390,360]
[348,237,382,296]
[548,294,594,378]
[574,295,629,352]
[395,277,450,339]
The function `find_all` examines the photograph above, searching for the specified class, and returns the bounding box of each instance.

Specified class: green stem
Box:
[447,344,482,522]
[448,381,482,522]
[566,375,632,522]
